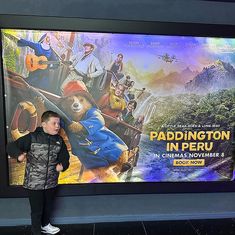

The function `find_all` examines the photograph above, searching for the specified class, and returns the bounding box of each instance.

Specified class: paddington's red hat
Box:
[62,81,97,107]
[62,80,88,97]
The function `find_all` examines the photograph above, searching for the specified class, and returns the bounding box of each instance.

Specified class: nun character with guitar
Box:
[17,33,62,93]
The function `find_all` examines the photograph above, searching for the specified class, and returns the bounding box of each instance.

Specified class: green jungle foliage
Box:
[145,88,235,133]
[3,38,20,72]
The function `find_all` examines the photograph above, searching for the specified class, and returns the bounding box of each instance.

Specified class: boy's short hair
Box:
[41,111,60,123]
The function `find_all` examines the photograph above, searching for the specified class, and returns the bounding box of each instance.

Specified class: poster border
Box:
[0,14,234,197]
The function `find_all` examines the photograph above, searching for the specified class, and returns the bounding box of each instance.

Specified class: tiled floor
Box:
[0,218,234,235]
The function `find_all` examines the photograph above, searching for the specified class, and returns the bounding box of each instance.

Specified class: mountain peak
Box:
[185,60,235,93]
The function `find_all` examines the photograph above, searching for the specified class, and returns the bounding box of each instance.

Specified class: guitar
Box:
[25,54,72,72]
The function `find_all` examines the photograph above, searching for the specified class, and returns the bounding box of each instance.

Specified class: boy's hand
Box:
[68,121,83,133]
[17,153,26,162]
[56,163,63,172]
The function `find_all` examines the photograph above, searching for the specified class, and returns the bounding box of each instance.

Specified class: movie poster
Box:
[1,29,234,185]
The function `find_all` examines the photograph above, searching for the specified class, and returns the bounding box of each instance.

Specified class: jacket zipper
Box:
[44,135,50,189]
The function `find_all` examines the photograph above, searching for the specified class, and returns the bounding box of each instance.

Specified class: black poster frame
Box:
[0,14,234,197]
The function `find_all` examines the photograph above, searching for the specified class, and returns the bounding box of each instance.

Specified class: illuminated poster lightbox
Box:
[1,29,234,186]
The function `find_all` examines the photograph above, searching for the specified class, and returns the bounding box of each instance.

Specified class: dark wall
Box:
[0,0,235,225]
[1,0,235,25]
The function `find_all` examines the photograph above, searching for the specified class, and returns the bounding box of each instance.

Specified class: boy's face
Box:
[42,117,60,135]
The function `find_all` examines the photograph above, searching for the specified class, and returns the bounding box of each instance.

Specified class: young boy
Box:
[7,111,70,235]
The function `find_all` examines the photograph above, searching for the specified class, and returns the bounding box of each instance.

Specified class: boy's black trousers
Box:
[27,187,57,235]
